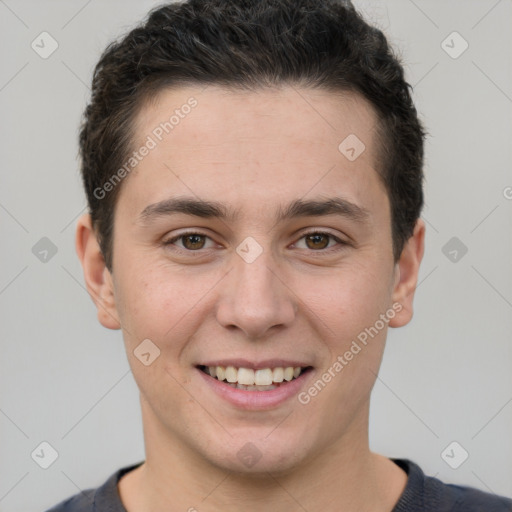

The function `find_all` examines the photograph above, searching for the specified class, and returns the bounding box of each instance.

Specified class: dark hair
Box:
[80,0,425,270]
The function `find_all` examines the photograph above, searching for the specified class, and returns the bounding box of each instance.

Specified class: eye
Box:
[294,231,347,251]
[163,230,348,254]
[163,231,215,251]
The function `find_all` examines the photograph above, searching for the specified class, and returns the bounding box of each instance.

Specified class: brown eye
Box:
[304,233,330,250]
[181,234,206,250]
[294,231,347,253]
[164,232,213,252]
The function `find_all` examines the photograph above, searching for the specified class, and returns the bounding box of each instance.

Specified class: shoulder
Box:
[43,461,144,512]
[393,459,512,512]
[44,489,95,512]
[431,478,512,512]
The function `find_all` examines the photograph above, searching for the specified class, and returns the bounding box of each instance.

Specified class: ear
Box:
[75,213,121,330]
[388,218,425,328]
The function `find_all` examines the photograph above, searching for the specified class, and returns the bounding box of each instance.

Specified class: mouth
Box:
[197,364,313,391]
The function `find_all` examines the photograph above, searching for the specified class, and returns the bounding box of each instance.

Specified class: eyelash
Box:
[162,230,348,255]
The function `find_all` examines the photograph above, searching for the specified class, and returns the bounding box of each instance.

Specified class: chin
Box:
[197,428,312,476]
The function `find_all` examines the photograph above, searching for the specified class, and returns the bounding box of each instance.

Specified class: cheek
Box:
[114,270,201,399]
[296,259,392,388]
[114,263,219,351]
[299,259,393,335]
[300,271,391,413]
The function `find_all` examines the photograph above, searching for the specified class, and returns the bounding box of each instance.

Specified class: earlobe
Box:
[389,218,425,328]
[75,214,121,330]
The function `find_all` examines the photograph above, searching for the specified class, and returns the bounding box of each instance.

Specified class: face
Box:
[78,85,424,475]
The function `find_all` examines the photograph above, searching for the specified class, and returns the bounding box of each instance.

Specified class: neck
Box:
[119,397,407,512]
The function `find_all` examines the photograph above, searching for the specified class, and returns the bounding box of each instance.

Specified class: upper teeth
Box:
[207,366,303,385]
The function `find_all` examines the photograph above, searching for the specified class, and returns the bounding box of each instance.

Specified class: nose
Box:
[215,247,297,340]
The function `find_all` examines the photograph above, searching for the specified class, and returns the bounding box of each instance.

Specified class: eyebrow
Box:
[137,196,371,225]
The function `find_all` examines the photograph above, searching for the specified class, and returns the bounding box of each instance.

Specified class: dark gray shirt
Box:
[45,459,512,511]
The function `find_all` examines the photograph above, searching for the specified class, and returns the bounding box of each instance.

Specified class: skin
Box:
[76,85,425,512]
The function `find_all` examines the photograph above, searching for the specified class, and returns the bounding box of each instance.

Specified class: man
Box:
[46,0,512,510]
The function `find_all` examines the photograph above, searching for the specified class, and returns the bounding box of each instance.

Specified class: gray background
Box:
[1,0,511,510]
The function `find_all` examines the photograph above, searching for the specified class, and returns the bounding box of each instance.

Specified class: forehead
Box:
[135,84,379,157]
[121,84,387,223]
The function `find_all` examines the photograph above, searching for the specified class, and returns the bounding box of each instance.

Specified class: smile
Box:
[198,365,311,391]
[195,362,313,410]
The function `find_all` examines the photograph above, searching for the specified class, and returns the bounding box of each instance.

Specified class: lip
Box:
[196,366,314,410]
[198,359,309,370]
